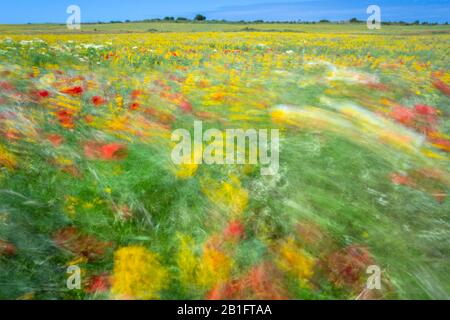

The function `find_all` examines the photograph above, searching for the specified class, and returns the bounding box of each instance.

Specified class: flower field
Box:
[0,30,449,300]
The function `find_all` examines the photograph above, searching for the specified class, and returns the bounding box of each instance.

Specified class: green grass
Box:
[0,22,449,35]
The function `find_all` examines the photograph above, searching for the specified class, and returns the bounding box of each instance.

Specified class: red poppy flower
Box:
[4,130,20,140]
[92,96,106,106]
[38,90,50,98]
[179,100,193,113]
[433,79,450,97]
[414,104,436,116]
[61,86,83,96]
[101,144,126,160]
[86,274,111,294]
[131,90,143,100]
[429,136,450,152]
[84,142,127,160]
[0,240,16,256]
[129,102,140,110]
[224,220,245,241]
[207,262,287,300]
[390,106,415,125]
[0,81,14,91]
[390,173,415,187]
[56,110,75,128]
[325,245,374,291]
[47,134,64,147]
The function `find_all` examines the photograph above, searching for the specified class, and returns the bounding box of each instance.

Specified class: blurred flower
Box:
[47,134,64,147]
[38,90,50,98]
[0,240,16,256]
[86,274,111,294]
[276,238,315,288]
[0,144,17,170]
[92,95,106,106]
[53,227,111,260]
[390,106,415,126]
[111,246,168,300]
[61,86,83,96]
[197,244,233,289]
[223,220,245,241]
[56,109,75,129]
[83,142,128,160]
[208,262,287,300]
[325,245,374,291]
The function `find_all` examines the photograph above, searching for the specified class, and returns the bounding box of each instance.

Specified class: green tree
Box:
[194,14,206,21]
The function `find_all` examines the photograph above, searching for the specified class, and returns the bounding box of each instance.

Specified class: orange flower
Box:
[47,134,64,147]
[131,90,143,100]
[92,95,106,106]
[56,110,75,128]
[129,102,140,110]
[390,173,416,187]
[83,142,128,160]
[208,262,287,300]
[61,86,83,96]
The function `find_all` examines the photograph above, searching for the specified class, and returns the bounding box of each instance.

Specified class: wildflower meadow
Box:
[0,27,449,300]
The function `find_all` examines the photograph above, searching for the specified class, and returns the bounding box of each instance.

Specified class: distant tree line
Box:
[83,15,448,26]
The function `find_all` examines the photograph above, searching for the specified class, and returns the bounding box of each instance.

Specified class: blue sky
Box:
[0,0,448,24]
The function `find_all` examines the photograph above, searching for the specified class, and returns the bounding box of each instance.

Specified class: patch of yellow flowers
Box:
[111,246,169,300]
[177,235,233,290]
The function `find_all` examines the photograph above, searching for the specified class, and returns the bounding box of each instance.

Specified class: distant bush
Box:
[194,14,206,21]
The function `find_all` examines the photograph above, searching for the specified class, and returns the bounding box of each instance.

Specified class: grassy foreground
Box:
[0,27,449,300]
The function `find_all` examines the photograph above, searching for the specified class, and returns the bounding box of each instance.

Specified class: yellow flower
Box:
[173,144,203,180]
[111,246,168,300]
[176,235,198,285]
[64,196,78,217]
[197,245,233,289]
[82,202,94,209]
[202,175,248,217]
[0,144,17,171]
[276,238,315,288]
[176,235,233,290]
[176,162,199,179]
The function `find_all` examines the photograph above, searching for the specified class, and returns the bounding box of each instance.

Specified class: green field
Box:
[0,22,449,35]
